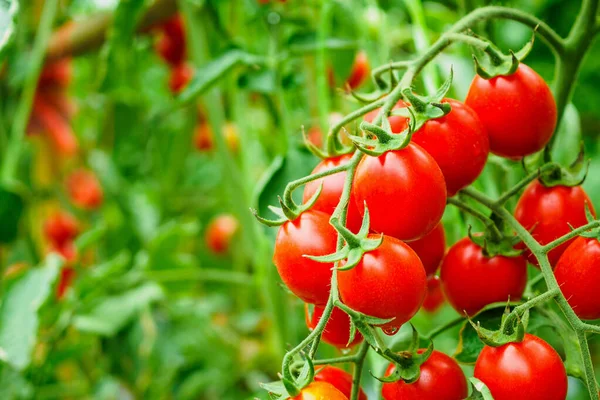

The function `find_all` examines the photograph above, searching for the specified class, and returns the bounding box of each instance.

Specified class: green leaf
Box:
[0,186,23,243]
[73,282,164,336]
[0,255,60,370]
[0,0,18,60]
[467,377,494,400]
[552,103,581,166]
[0,363,33,400]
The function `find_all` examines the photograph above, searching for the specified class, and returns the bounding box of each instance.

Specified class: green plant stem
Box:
[350,341,369,400]
[447,197,503,240]
[542,220,600,251]
[313,355,359,365]
[424,316,465,340]
[283,163,349,208]
[1,0,59,183]
[494,163,560,205]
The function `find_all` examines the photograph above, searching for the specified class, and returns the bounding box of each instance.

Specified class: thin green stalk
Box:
[350,342,369,400]
[283,162,349,208]
[447,197,503,240]
[1,0,59,183]
[542,220,600,252]
[314,355,359,365]
[494,163,560,206]
[424,316,465,340]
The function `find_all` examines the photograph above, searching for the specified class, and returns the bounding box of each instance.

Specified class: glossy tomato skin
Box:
[303,155,362,233]
[273,210,338,305]
[338,235,427,332]
[382,350,468,400]
[465,64,557,159]
[205,214,239,255]
[305,305,363,348]
[291,381,348,400]
[364,99,489,196]
[422,275,445,313]
[474,334,567,400]
[514,180,595,267]
[353,143,446,241]
[346,51,370,90]
[44,211,79,247]
[314,366,367,400]
[155,15,186,66]
[554,237,600,320]
[66,170,103,210]
[440,237,527,316]
[406,223,445,275]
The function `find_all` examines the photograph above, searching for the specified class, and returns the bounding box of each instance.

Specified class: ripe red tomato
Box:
[56,266,76,300]
[66,169,103,210]
[303,155,362,233]
[194,123,213,151]
[465,63,557,159]
[273,210,338,305]
[169,62,194,93]
[406,223,445,275]
[554,236,600,320]
[346,51,370,90]
[155,15,186,66]
[422,275,445,313]
[337,234,426,333]
[365,99,489,196]
[305,305,363,348]
[31,95,78,156]
[382,350,468,400]
[353,143,446,241]
[38,59,72,89]
[291,381,348,400]
[44,210,79,247]
[314,366,367,400]
[514,180,595,267]
[440,237,527,316]
[205,214,239,255]
[474,333,567,400]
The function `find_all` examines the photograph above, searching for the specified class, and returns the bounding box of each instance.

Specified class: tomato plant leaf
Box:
[0,255,60,370]
[0,363,33,400]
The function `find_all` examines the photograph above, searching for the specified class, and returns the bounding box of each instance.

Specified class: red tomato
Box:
[314,366,367,400]
[56,266,76,300]
[52,242,78,300]
[406,223,445,275]
[474,333,567,400]
[353,143,446,241]
[291,382,348,400]
[273,210,338,305]
[465,63,557,159]
[44,210,79,247]
[194,123,213,151]
[38,59,72,89]
[346,51,370,90]
[440,237,527,316]
[306,127,323,149]
[554,236,600,320]
[205,214,239,255]
[305,305,363,348]
[303,155,362,233]
[382,350,468,400]
[169,62,194,93]
[155,15,186,66]
[66,170,104,210]
[337,234,427,333]
[422,275,445,313]
[31,95,78,156]
[365,99,489,195]
[514,180,595,267]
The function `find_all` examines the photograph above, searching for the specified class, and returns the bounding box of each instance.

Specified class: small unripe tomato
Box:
[44,210,79,247]
[305,305,363,349]
[66,169,103,210]
[314,366,367,400]
[205,214,239,255]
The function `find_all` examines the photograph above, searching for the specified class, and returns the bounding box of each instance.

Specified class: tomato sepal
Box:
[252,184,324,227]
[467,302,526,348]
[471,31,534,79]
[524,144,589,188]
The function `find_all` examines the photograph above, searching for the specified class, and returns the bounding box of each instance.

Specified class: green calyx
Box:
[524,145,589,188]
[468,222,522,258]
[306,204,382,270]
[251,183,324,227]
[469,303,527,347]
[576,203,600,240]
[261,355,315,399]
[470,30,534,79]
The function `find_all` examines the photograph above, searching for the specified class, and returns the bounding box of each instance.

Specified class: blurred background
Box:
[1,0,599,399]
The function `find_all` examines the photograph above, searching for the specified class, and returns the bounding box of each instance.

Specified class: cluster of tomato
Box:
[269,55,596,399]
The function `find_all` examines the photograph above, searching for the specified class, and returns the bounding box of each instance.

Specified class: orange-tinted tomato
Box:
[205,214,239,255]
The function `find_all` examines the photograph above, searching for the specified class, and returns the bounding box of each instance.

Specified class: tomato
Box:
[314,366,367,400]
[353,143,446,241]
[205,214,239,255]
[365,99,489,196]
[382,350,468,400]
[337,234,426,333]
[194,123,213,151]
[306,127,323,149]
[303,155,362,233]
[422,275,445,313]
[554,236,600,320]
[56,266,76,300]
[53,242,78,300]
[346,51,370,90]
[38,59,72,89]
[66,170,103,210]
[169,62,194,94]
[223,122,239,153]
[474,333,567,400]
[273,210,338,305]
[31,95,78,156]
[44,210,79,247]
[155,15,186,66]
[406,223,445,275]
[440,237,527,316]
[291,382,348,400]
[465,63,557,159]
[514,180,595,267]
[305,305,363,348]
